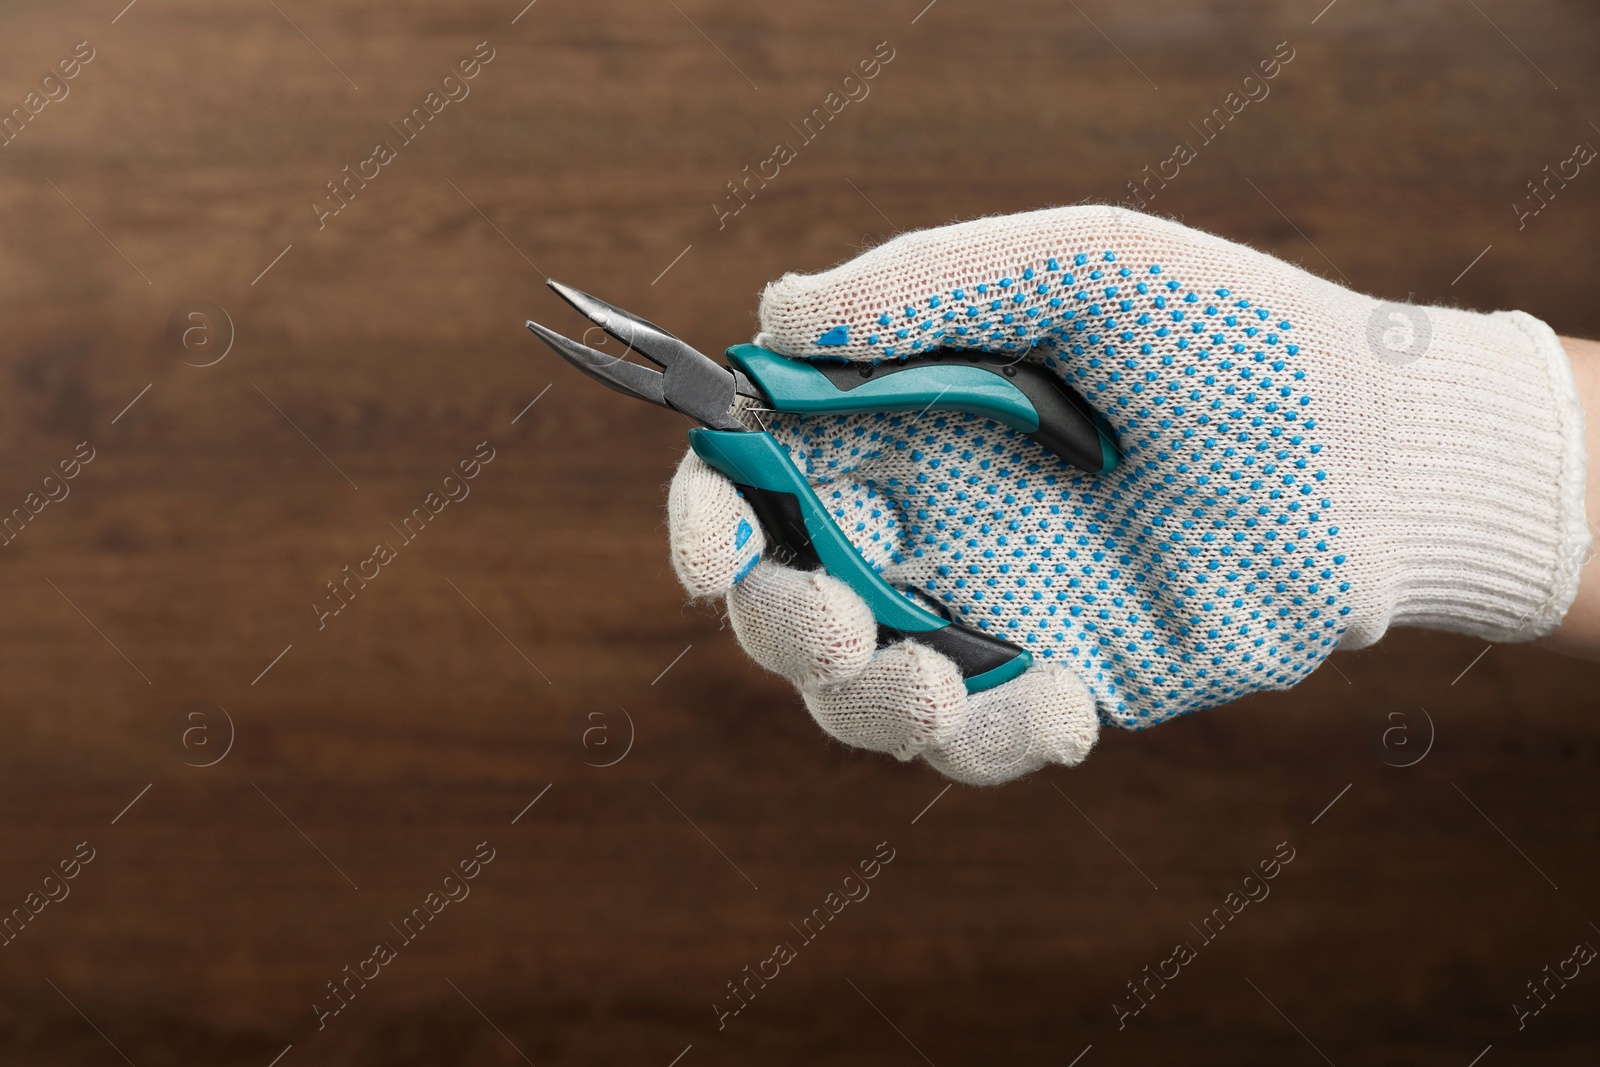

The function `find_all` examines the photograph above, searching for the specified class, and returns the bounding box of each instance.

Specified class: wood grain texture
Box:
[0,0,1596,1062]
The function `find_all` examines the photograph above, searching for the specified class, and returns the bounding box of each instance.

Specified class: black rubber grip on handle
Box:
[876,621,1028,677]
[812,350,1109,473]
[740,484,822,571]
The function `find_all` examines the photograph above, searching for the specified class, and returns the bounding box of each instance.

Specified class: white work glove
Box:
[669,206,1589,785]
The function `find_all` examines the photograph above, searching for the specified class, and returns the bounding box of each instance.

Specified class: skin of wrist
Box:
[1540,336,1600,660]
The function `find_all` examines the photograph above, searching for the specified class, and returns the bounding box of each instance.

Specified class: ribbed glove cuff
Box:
[1346,308,1589,645]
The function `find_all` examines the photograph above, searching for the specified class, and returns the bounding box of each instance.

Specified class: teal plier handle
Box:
[689,428,1032,693]
[691,347,1116,693]
[727,345,1117,475]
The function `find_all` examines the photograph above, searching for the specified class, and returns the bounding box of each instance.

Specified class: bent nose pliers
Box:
[526,280,1116,694]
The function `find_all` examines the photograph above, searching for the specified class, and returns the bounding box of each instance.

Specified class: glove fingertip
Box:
[801,640,966,761]
[924,662,1099,787]
[1025,663,1101,768]
[755,270,872,361]
[729,565,876,689]
[667,451,764,600]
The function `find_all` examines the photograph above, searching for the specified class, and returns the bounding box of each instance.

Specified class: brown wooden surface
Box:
[0,0,1597,1063]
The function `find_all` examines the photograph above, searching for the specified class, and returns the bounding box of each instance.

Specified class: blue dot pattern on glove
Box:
[767,251,1347,728]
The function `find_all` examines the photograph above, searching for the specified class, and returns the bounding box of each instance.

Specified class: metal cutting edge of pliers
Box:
[528,280,762,432]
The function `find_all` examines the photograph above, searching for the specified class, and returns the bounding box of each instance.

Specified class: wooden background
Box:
[0,0,1597,1063]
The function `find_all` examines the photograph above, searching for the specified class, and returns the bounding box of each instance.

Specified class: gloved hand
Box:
[669,206,1589,785]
